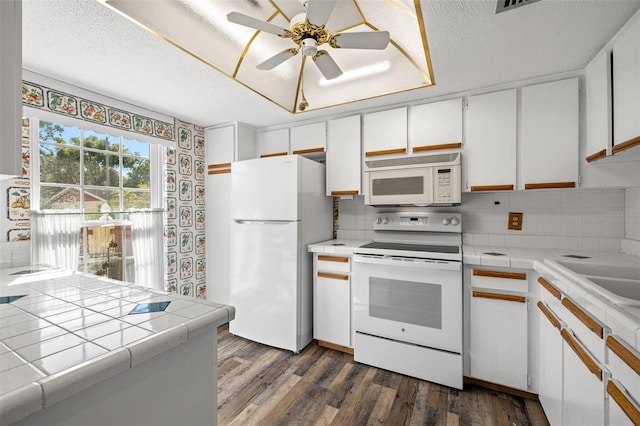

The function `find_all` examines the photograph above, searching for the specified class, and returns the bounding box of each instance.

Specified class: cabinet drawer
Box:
[470,268,527,293]
[607,335,640,400]
[608,379,640,426]
[317,255,351,273]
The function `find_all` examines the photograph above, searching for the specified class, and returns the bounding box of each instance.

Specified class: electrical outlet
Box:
[508,212,523,230]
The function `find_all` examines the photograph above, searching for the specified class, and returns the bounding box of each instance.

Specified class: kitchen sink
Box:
[557,261,640,281]
[554,261,640,306]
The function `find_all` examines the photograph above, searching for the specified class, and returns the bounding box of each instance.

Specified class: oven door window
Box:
[370,277,442,329]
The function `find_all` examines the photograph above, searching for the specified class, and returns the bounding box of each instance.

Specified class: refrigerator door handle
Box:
[233,219,301,225]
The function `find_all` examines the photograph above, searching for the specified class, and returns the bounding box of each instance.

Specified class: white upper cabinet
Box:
[521,78,579,190]
[326,115,361,196]
[205,125,235,166]
[612,12,640,151]
[290,122,326,156]
[0,0,22,178]
[585,50,612,162]
[257,128,289,158]
[464,89,517,191]
[363,107,407,157]
[408,98,463,154]
[205,122,256,172]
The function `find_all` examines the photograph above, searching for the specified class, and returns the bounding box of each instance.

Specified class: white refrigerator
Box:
[229,155,332,352]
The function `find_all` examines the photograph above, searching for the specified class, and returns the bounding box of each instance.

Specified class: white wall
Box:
[337,187,629,252]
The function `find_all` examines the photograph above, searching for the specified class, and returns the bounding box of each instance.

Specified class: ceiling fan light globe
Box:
[301,38,318,56]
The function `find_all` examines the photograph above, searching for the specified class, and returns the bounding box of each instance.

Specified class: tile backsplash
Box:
[337,188,638,253]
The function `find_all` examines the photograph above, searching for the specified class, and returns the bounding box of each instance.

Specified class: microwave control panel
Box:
[433,165,461,204]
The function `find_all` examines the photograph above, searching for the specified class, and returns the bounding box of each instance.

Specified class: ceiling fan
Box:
[227,0,391,81]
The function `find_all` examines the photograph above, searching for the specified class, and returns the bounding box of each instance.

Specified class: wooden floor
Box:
[217,325,549,426]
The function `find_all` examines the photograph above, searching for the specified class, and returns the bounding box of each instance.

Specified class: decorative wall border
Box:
[21,81,175,141]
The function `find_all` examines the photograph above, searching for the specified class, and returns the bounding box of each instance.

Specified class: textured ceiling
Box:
[22,0,640,129]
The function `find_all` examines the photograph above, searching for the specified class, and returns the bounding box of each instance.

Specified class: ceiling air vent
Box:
[496,0,542,14]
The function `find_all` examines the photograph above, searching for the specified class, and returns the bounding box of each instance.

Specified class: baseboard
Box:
[316,340,354,355]
[464,376,539,400]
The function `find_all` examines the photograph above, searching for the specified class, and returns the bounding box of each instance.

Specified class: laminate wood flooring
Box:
[217,325,549,426]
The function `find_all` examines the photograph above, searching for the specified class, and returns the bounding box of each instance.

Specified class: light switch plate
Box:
[508,212,523,230]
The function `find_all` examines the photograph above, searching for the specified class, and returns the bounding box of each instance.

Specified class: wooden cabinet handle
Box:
[260,152,288,158]
[561,328,603,381]
[537,301,561,330]
[607,380,640,424]
[561,297,604,339]
[470,185,514,192]
[472,291,526,303]
[208,162,231,169]
[606,335,640,375]
[318,256,349,263]
[473,269,527,280]
[538,277,561,300]
[317,272,349,281]
[331,190,359,196]
[208,169,231,175]
[586,149,607,163]
[412,142,462,153]
[524,182,576,190]
[612,135,640,155]
[292,147,324,155]
[365,148,407,157]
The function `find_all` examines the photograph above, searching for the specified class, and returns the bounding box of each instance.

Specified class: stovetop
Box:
[358,242,460,254]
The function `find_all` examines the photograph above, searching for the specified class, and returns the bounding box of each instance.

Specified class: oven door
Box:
[353,254,462,353]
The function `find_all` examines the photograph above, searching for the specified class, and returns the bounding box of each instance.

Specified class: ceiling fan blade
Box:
[305,0,336,27]
[313,50,343,80]
[331,31,390,49]
[257,49,299,70]
[227,12,288,36]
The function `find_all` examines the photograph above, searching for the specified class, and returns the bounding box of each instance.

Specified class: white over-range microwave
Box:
[363,153,461,206]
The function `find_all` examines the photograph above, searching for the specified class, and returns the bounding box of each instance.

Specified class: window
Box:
[33,120,161,282]
[37,121,153,212]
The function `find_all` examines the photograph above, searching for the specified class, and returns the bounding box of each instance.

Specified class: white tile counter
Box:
[463,245,640,351]
[307,239,370,255]
[0,265,234,426]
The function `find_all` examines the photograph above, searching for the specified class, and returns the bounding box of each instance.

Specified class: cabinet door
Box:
[537,301,563,426]
[409,98,462,153]
[205,125,235,168]
[314,270,351,348]
[465,89,517,191]
[290,122,326,156]
[612,13,640,150]
[327,115,361,196]
[585,50,612,162]
[363,107,407,157]
[205,172,231,304]
[521,78,579,190]
[469,290,528,390]
[257,128,289,158]
[561,328,607,425]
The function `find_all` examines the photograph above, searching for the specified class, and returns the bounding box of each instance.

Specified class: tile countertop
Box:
[308,239,371,255]
[464,244,640,351]
[0,265,234,424]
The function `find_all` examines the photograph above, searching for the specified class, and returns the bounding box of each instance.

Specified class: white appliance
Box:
[229,155,332,353]
[353,211,463,389]
[363,153,461,207]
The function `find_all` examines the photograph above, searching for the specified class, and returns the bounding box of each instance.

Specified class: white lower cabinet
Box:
[313,254,353,350]
[469,290,528,390]
[537,301,563,426]
[465,267,532,391]
[561,327,607,425]
[606,335,640,425]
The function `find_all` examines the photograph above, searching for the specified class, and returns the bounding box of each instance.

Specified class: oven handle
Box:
[353,254,461,271]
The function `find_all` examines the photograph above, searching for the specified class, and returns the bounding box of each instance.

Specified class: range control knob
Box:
[375,216,383,225]
[441,217,451,225]
[450,217,460,226]
[383,217,390,224]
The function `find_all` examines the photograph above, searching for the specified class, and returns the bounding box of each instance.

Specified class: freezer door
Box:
[231,156,299,221]
[229,220,300,352]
